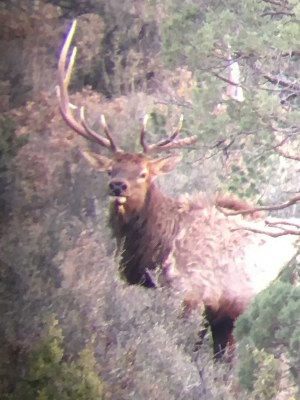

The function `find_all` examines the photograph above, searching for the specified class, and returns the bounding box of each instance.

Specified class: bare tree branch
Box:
[211,71,242,88]
[231,225,300,237]
[217,194,300,217]
[262,0,287,6]
[271,124,300,134]
[270,125,300,161]
[266,220,300,230]
[261,0,296,18]
[261,11,295,17]
[263,74,300,92]
[273,145,300,161]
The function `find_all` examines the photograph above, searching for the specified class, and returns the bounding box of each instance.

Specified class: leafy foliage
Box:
[2,316,103,400]
[235,259,300,397]
[0,117,27,221]
[158,0,300,207]
[237,346,280,399]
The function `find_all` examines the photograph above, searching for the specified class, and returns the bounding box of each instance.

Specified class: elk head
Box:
[57,20,197,215]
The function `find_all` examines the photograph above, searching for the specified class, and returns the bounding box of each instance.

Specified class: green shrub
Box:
[3,316,103,400]
[235,259,300,397]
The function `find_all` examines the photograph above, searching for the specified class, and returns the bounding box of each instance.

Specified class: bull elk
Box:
[57,21,297,358]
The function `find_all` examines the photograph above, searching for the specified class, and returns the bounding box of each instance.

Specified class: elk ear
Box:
[150,154,182,176]
[81,151,112,171]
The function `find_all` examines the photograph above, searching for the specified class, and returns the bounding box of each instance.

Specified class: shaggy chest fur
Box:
[109,185,182,287]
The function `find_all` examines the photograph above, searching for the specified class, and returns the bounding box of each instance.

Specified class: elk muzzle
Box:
[109,180,128,205]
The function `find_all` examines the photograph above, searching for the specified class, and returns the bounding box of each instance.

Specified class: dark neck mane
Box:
[109,183,180,287]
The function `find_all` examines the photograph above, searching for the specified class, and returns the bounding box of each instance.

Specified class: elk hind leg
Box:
[211,316,234,360]
[205,308,234,360]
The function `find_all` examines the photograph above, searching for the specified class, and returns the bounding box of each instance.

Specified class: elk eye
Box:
[139,170,147,179]
[107,169,112,176]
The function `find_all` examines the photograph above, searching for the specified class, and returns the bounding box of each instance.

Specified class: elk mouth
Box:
[109,195,127,205]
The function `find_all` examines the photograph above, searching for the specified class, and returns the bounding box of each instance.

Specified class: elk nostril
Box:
[109,181,127,196]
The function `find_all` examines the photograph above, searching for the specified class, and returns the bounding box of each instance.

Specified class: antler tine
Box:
[140,114,197,154]
[57,20,91,139]
[100,115,118,153]
[57,20,118,152]
[79,107,117,149]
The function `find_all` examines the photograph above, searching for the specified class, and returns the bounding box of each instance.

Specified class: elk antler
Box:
[140,114,197,154]
[57,20,119,152]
